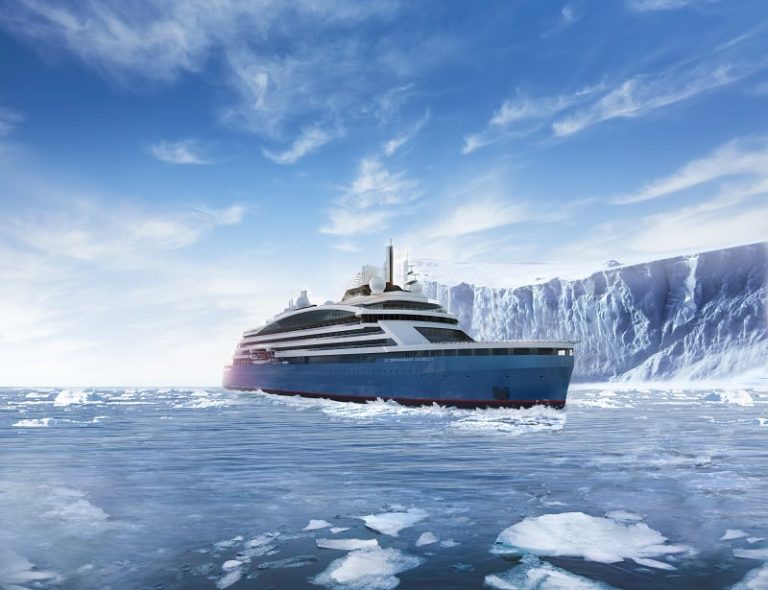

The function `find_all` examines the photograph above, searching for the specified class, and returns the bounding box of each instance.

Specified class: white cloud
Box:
[627,0,720,12]
[462,86,601,154]
[0,2,424,139]
[4,201,246,264]
[263,127,337,164]
[0,106,23,136]
[424,199,531,238]
[331,240,359,252]
[615,137,768,204]
[383,110,430,157]
[150,139,210,165]
[321,158,421,236]
[552,63,744,137]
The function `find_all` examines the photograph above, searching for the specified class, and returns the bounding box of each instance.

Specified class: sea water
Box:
[1,385,767,589]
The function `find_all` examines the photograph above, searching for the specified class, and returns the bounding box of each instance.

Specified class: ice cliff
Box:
[423,242,768,381]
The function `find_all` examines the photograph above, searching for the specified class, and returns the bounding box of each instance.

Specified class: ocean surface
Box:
[1,385,767,590]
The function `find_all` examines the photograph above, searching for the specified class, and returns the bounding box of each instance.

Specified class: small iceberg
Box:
[305,519,333,531]
[361,508,428,537]
[416,532,439,547]
[311,546,421,590]
[485,555,615,589]
[492,512,690,568]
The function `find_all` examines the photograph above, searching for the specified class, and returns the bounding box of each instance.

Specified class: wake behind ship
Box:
[223,246,575,408]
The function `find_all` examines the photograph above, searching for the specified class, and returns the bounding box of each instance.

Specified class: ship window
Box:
[277,338,395,352]
[243,326,384,346]
[415,327,474,343]
[360,313,458,325]
[362,301,444,311]
[257,309,359,336]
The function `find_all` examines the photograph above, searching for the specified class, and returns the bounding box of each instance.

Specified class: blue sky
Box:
[1,0,767,385]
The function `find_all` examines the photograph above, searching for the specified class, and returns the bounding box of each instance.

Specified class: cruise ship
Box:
[223,246,575,408]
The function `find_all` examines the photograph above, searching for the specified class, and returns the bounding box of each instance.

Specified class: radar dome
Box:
[369,276,386,294]
[295,289,311,308]
[409,281,423,294]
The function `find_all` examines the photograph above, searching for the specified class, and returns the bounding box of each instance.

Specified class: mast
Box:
[386,240,394,285]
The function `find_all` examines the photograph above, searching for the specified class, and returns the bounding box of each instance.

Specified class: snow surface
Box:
[485,555,614,590]
[492,512,690,567]
[311,546,421,590]
[361,508,428,537]
[423,242,768,381]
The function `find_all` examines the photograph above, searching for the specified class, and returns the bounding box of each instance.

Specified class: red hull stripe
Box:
[227,387,566,409]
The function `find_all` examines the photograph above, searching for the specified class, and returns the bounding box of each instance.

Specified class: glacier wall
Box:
[423,242,768,381]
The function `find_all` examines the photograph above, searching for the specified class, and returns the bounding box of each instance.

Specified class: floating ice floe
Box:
[305,519,333,531]
[0,548,62,589]
[317,539,379,551]
[12,417,53,428]
[748,537,766,544]
[704,391,755,406]
[730,563,768,590]
[311,546,421,590]
[214,535,244,550]
[492,512,690,569]
[331,527,350,534]
[440,539,460,548]
[416,532,439,547]
[485,555,615,590]
[215,568,242,589]
[734,548,768,561]
[362,508,428,537]
[53,389,97,406]
[721,530,749,541]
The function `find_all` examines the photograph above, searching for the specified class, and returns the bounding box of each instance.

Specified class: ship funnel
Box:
[385,241,394,285]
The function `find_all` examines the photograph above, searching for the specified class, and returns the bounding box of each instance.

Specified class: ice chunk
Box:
[362,508,428,537]
[257,555,317,569]
[0,549,61,589]
[484,555,614,590]
[748,538,766,544]
[305,519,333,531]
[216,568,242,589]
[53,389,95,406]
[721,530,749,541]
[311,546,421,590]
[633,558,676,570]
[416,532,439,547]
[734,548,768,560]
[222,560,242,570]
[214,535,243,550]
[331,527,350,534]
[12,418,53,428]
[704,391,754,406]
[492,512,690,566]
[730,563,768,590]
[317,538,380,551]
[440,539,460,548]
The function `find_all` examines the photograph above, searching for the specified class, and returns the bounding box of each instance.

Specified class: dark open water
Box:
[1,385,767,589]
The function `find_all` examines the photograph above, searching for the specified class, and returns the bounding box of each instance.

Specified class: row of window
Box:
[415,327,474,343]
[283,347,572,363]
[359,314,458,325]
[361,301,444,311]
[239,326,384,348]
[276,338,396,352]
[255,309,359,336]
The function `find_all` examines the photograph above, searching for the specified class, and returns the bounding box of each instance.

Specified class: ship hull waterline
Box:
[223,353,574,409]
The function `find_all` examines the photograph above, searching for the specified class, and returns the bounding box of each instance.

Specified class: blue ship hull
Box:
[223,353,574,408]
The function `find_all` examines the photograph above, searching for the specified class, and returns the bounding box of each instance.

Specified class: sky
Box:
[1,0,767,385]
